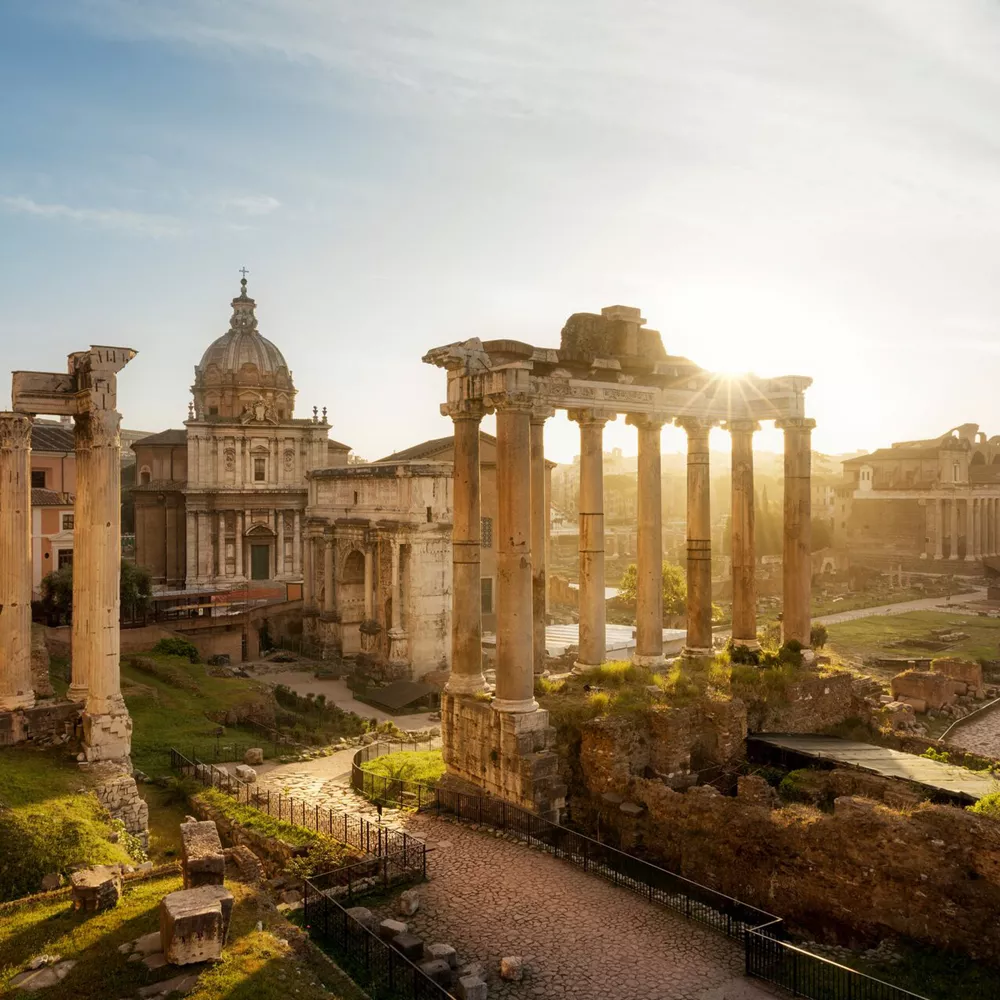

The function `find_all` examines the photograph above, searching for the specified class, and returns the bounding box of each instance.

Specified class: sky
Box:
[2,1,1000,464]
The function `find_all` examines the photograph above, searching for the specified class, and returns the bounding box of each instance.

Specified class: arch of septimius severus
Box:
[0,346,135,761]
[424,305,814,819]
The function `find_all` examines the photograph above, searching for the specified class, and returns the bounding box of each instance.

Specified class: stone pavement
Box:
[254,757,779,1000]
[811,591,985,626]
[946,700,1000,759]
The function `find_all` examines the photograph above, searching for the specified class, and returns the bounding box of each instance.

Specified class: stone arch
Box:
[343,549,365,581]
[139,465,151,485]
[971,451,986,466]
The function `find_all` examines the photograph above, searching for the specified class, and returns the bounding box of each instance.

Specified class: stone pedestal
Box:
[180,819,225,889]
[161,886,234,965]
[0,414,35,711]
[71,865,122,912]
[387,628,410,670]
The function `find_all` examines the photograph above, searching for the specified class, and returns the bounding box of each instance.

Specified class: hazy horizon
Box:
[3,2,1000,464]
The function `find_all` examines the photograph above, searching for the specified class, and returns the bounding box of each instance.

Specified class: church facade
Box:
[133,277,350,590]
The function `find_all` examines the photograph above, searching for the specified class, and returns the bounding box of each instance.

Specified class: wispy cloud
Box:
[219,194,281,216]
[1,195,182,237]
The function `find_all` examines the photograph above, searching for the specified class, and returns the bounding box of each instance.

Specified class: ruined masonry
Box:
[423,306,813,818]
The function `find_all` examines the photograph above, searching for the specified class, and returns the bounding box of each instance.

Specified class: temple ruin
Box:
[1,346,135,761]
[424,305,814,817]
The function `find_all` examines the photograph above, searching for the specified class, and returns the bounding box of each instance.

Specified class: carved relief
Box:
[0,414,32,450]
[284,449,294,471]
[224,448,236,471]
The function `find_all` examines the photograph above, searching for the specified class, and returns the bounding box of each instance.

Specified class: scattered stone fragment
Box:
[137,973,200,998]
[345,906,377,930]
[279,889,303,906]
[235,764,257,783]
[378,918,407,942]
[500,955,524,981]
[71,866,121,912]
[10,960,76,992]
[456,974,488,1000]
[132,931,163,955]
[161,885,234,965]
[392,932,424,961]
[398,887,421,916]
[40,873,62,892]
[180,819,225,889]
[419,958,453,987]
[426,942,458,969]
[142,953,168,970]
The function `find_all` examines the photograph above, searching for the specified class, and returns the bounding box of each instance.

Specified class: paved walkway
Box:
[253,756,778,1000]
[945,700,1000,759]
[811,591,985,626]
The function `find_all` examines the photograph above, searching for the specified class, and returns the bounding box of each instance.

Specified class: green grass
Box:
[826,610,1000,679]
[810,581,955,618]
[0,747,134,901]
[0,872,363,1000]
[360,749,446,788]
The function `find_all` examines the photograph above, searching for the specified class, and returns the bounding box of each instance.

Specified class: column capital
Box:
[725,419,761,434]
[675,416,715,436]
[75,408,121,446]
[625,412,669,431]
[568,407,614,427]
[775,417,816,432]
[493,394,535,414]
[0,412,33,450]
[529,405,556,425]
[443,399,488,422]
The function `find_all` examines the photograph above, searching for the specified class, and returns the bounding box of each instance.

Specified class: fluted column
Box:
[966,498,976,562]
[77,408,131,760]
[678,418,714,655]
[0,413,35,710]
[390,539,402,629]
[570,409,612,670]
[445,402,487,695]
[363,547,374,619]
[494,399,537,713]
[70,417,94,701]
[933,499,944,560]
[530,408,553,674]
[323,533,335,614]
[777,417,815,648]
[729,419,760,648]
[993,498,999,557]
[627,413,667,665]
[292,510,301,576]
[950,499,960,560]
[235,511,244,578]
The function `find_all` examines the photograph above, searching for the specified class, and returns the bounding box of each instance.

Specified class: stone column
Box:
[446,402,487,695]
[216,512,225,579]
[494,399,537,713]
[933,499,944,560]
[70,417,94,701]
[777,418,815,649]
[302,533,313,605]
[292,510,301,576]
[76,409,131,760]
[950,499,960,559]
[277,511,285,577]
[234,511,244,578]
[975,498,983,559]
[678,418,714,655]
[530,408,553,674]
[627,413,667,665]
[729,419,760,648]
[993,498,999,557]
[323,534,335,614]
[363,547,374,619]
[390,539,402,629]
[0,413,35,710]
[570,409,611,670]
[966,497,976,562]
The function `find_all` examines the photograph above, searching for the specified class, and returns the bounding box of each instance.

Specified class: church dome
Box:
[191,276,297,420]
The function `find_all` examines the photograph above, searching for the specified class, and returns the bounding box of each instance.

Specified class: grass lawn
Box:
[359,749,446,788]
[826,610,1000,680]
[0,871,365,1000]
[0,747,135,901]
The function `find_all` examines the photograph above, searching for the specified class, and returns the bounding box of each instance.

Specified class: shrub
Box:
[727,640,761,666]
[810,623,829,649]
[151,637,200,663]
[284,838,359,880]
[110,819,148,864]
[587,690,613,714]
[535,675,566,696]
[969,792,1000,820]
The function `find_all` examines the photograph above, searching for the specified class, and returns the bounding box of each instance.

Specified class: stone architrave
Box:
[569,408,612,671]
[777,417,815,649]
[445,401,487,695]
[728,419,760,649]
[626,413,667,666]
[677,417,714,656]
[494,398,537,712]
[0,413,35,710]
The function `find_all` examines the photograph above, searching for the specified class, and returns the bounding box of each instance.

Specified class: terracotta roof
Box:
[32,488,72,506]
[31,423,75,453]
[134,429,187,446]
[843,447,940,463]
[377,429,557,467]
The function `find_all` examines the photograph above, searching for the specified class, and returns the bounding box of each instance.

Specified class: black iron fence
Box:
[303,882,451,1000]
[308,852,426,904]
[170,748,423,862]
[351,737,442,809]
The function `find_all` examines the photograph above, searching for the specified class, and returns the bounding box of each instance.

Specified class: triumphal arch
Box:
[424,305,814,818]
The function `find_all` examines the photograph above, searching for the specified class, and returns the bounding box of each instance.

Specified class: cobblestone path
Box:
[946,700,1000,759]
[255,759,779,1000]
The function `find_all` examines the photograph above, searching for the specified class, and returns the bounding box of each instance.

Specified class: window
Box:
[481,516,493,548]
[481,577,494,615]
[208,406,219,416]
[57,549,73,570]
[426,506,433,523]
[954,462,961,482]
[140,467,151,485]
[31,470,46,489]
[61,513,74,531]
[353,490,359,505]
[254,458,266,482]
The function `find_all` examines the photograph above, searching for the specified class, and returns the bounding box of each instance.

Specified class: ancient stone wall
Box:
[0,701,80,746]
[606,778,1000,959]
[732,670,861,733]
[90,766,150,847]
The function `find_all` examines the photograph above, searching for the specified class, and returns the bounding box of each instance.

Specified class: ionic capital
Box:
[625,412,669,431]
[529,405,556,426]
[675,416,715,437]
[775,417,816,432]
[0,412,33,450]
[725,419,760,434]
[568,407,614,427]
[442,399,488,423]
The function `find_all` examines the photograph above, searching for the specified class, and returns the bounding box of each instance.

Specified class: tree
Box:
[38,560,152,625]
[617,561,687,615]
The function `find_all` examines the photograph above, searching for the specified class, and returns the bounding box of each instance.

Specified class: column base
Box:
[492,697,539,714]
[965,556,978,563]
[0,691,36,712]
[680,646,714,662]
[728,638,761,652]
[81,705,133,763]
[572,661,602,675]
[67,684,88,705]
[445,672,489,696]
[632,652,666,668]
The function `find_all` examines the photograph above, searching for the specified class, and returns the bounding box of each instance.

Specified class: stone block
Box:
[899,696,927,714]
[40,873,62,892]
[392,932,424,961]
[890,670,955,711]
[419,958,453,987]
[180,819,225,889]
[379,918,408,941]
[619,801,644,817]
[234,764,257,783]
[456,974,488,1000]
[243,748,264,766]
[500,955,524,981]
[426,942,458,968]
[345,906,377,930]
[398,887,420,916]
[137,973,199,998]
[9,959,76,991]
[70,865,122,912]
[931,658,985,697]
[884,701,916,729]
[737,775,780,808]
[160,886,234,966]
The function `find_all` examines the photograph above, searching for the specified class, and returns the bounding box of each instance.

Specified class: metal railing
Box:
[170,748,423,862]
[351,736,442,809]
[303,882,451,1000]
[308,852,426,904]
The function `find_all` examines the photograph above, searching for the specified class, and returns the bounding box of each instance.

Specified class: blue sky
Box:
[2,1,1000,462]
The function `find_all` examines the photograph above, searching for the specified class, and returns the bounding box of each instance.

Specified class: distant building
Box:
[837,423,1000,569]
